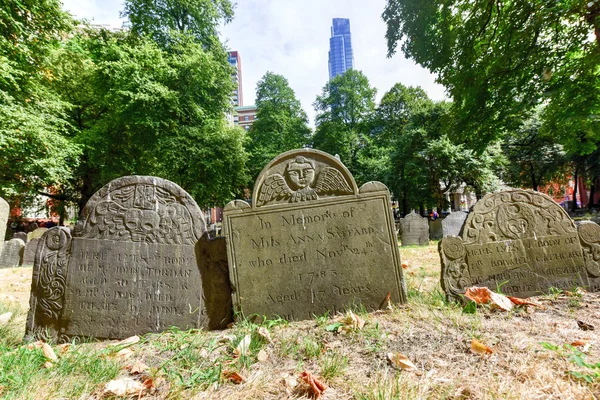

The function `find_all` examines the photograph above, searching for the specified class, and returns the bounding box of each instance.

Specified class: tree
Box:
[246,72,312,183]
[382,0,600,152]
[312,69,377,182]
[122,0,234,49]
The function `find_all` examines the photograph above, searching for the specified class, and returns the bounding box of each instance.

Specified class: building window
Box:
[244,125,250,130]
[244,116,249,121]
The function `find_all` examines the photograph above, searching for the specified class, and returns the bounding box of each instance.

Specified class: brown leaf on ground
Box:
[115,335,140,346]
[42,343,57,362]
[222,370,245,384]
[577,320,595,331]
[56,343,70,354]
[401,261,409,269]
[142,377,155,390]
[387,352,419,372]
[379,292,393,311]
[571,340,586,347]
[340,311,365,333]
[126,360,149,374]
[257,327,272,343]
[508,296,541,307]
[464,286,513,311]
[234,335,251,356]
[470,338,494,355]
[104,377,145,396]
[115,348,134,360]
[27,340,44,350]
[300,371,326,398]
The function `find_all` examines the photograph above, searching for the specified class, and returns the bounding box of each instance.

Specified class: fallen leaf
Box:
[27,340,44,350]
[56,343,70,354]
[42,343,58,362]
[115,348,134,360]
[222,370,245,384]
[43,361,54,369]
[257,327,272,343]
[300,371,326,398]
[325,322,343,332]
[281,373,298,389]
[343,311,365,330]
[0,312,13,325]
[104,378,145,396]
[257,349,269,362]
[142,377,155,390]
[470,338,493,355]
[465,286,513,311]
[234,335,251,356]
[379,292,393,311]
[401,261,409,269]
[115,335,140,346]
[387,352,419,372]
[577,320,595,331]
[571,340,586,347]
[508,296,541,307]
[127,360,149,374]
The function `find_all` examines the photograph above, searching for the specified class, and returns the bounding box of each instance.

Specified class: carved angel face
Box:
[286,157,315,189]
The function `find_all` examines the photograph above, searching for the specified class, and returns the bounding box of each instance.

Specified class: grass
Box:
[0,242,599,399]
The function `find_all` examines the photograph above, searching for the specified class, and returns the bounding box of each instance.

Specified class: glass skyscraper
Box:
[328,18,354,80]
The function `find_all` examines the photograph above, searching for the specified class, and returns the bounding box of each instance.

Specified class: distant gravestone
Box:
[25,176,231,341]
[27,227,48,242]
[442,211,468,237]
[22,238,40,265]
[439,190,600,301]
[223,149,406,321]
[0,197,8,251]
[429,219,443,240]
[14,232,27,243]
[0,238,25,268]
[400,213,429,246]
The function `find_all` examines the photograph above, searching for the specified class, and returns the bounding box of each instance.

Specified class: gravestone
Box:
[400,213,429,246]
[0,238,24,268]
[429,219,443,240]
[25,175,229,341]
[14,232,27,243]
[439,190,600,301]
[223,149,406,321]
[22,238,41,265]
[0,197,8,249]
[442,211,468,237]
[27,227,48,242]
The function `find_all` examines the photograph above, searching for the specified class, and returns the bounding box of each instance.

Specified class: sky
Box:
[60,0,446,125]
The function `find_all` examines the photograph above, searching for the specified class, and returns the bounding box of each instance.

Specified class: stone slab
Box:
[429,219,443,240]
[400,212,429,246]
[442,211,467,237]
[224,149,406,322]
[439,190,600,301]
[25,176,222,341]
[13,232,27,243]
[0,197,8,251]
[0,238,24,268]
[22,238,40,265]
[27,227,48,242]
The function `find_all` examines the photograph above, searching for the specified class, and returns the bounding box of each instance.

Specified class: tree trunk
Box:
[572,167,579,212]
[530,163,538,191]
[588,176,598,209]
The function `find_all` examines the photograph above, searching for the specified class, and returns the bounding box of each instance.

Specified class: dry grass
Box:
[0,242,599,399]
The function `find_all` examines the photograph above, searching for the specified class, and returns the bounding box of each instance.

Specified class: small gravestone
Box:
[439,190,600,301]
[14,232,27,243]
[442,211,468,237]
[22,238,41,265]
[400,213,429,246]
[0,197,8,250]
[0,238,25,268]
[223,149,406,321]
[25,176,230,341]
[27,227,48,242]
[429,219,443,240]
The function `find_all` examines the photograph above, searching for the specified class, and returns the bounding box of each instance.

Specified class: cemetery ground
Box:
[0,243,599,400]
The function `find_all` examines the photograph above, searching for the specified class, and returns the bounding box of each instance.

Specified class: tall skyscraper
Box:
[328,18,354,80]
[227,51,243,106]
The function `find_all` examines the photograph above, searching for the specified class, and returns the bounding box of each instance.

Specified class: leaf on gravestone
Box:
[464,287,513,311]
[379,292,393,311]
[222,370,245,384]
[0,312,12,325]
[387,352,419,372]
[104,378,145,396]
[257,327,272,343]
[257,349,269,362]
[115,335,140,346]
[470,338,493,355]
[299,371,327,398]
[42,343,58,362]
[234,335,251,356]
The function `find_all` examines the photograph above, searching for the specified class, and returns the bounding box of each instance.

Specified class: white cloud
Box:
[60,0,447,125]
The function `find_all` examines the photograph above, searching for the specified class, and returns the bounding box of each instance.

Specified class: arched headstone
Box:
[442,211,468,237]
[400,212,429,246]
[0,238,24,268]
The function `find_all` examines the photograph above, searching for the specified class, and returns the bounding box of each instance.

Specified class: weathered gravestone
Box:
[14,232,27,243]
[223,149,406,321]
[27,227,48,242]
[25,176,232,341]
[439,190,600,301]
[442,211,468,237]
[23,238,41,265]
[0,197,8,249]
[429,219,443,240]
[0,238,24,268]
[400,212,429,246]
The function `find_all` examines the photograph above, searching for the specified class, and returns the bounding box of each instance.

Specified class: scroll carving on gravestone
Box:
[439,190,596,301]
[400,212,429,246]
[25,176,215,341]
[224,149,406,322]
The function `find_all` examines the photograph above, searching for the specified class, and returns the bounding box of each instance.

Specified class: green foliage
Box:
[246,72,312,184]
[541,342,600,383]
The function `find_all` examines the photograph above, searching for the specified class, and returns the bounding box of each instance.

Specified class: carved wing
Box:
[314,167,353,195]
[256,174,293,206]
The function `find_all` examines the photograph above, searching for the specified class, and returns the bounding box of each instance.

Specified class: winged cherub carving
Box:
[256,156,353,206]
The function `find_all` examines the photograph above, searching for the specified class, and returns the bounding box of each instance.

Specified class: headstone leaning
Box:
[25,175,229,341]
[0,197,8,251]
[442,211,468,237]
[439,190,600,301]
[0,238,25,268]
[223,149,406,321]
[400,213,429,246]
